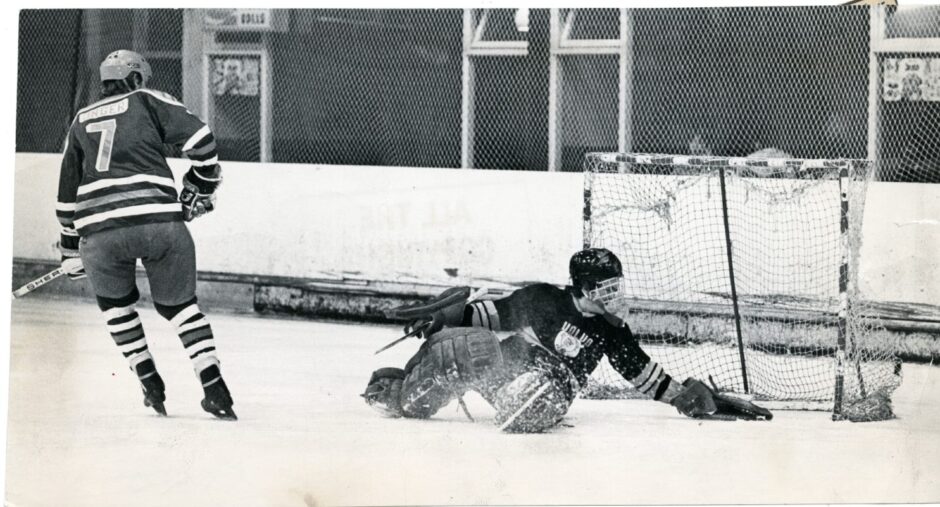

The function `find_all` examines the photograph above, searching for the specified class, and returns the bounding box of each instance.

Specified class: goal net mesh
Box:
[583,153,902,419]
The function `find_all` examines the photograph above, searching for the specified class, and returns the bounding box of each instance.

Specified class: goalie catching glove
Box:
[180,164,221,222]
[670,378,773,421]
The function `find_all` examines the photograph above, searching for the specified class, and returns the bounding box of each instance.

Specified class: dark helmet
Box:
[569,248,622,290]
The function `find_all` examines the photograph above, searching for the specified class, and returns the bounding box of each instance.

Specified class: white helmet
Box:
[99,50,152,85]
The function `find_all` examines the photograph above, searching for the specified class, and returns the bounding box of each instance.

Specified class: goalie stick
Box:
[374,287,489,355]
[12,267,65,299]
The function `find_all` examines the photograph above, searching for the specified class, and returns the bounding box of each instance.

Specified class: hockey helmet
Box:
[569,248,622,288]
[100,50,152,86]
[569,248,628,307]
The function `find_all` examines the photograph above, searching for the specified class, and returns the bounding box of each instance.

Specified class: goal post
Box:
[583,152,902,421]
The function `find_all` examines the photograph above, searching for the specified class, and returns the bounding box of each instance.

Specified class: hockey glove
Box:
[180,165,221,222]
[672,378,773,421]
[57,239,86,281]
[386,286,472,339]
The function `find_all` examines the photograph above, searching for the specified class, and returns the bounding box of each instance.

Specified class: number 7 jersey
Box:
[57,89,218,237]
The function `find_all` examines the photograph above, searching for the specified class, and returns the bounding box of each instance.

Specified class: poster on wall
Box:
[209,54,261,97]
[882,57,940,101]
[206,52,264,161]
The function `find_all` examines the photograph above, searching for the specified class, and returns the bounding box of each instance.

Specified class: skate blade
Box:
[202,400,238,421]
[145,400,168,416]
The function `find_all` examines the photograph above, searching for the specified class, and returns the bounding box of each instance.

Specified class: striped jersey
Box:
[56,89,219,238]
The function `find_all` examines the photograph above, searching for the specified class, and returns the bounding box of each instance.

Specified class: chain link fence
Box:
[16,7,940,181]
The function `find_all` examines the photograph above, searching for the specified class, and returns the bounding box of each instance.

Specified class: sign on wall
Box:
[204,9,287,31]
[883,57,940,102]
[203,51,269,162]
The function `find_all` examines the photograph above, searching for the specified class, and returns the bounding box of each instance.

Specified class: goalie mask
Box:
[100,50,152,86]
[568,248,627,307]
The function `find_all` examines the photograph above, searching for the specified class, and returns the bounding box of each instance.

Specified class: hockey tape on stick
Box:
[12,267,65,299]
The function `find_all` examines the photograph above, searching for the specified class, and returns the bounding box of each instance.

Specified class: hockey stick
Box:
[12,267,65,299]
[374,287,489,355]
[374,321,431,355]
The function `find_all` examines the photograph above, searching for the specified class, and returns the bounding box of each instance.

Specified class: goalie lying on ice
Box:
[363,248,772,432]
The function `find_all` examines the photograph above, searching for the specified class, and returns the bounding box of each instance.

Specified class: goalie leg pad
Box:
[399,328,504,418]
[362,367,406,418]
[494,368,576,433]
[424,328,504,387]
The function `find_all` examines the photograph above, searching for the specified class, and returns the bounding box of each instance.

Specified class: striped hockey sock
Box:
[155,298,221,381]
[102,303,154,374]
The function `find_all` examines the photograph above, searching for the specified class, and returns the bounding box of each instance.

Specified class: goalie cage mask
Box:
[569,248,626,305]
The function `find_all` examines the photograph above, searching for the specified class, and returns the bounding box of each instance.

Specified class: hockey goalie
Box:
[363,248,772,432]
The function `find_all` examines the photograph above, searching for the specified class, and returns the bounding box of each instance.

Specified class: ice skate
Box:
[136,360,167,416]
[200,365,237,420]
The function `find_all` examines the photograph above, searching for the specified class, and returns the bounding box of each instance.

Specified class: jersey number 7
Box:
[86,119,117,172]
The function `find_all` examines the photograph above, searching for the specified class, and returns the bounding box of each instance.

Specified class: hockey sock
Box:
[97,290,153,373]
[154,297,221,379]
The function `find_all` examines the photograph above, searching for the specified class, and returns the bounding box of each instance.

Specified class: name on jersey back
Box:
[79,98,129,123]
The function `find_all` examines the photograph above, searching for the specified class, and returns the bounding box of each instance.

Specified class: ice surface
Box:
[6,298,940,506]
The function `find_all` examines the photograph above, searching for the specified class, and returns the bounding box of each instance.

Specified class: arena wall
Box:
[11,153,940,310]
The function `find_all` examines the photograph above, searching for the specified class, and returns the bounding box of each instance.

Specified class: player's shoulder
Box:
[513,283,570,302]
[135,88,185,107]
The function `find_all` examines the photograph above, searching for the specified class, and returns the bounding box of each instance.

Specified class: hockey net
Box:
[583,153,902,421]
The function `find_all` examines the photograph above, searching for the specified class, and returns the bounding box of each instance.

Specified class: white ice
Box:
[6,298,940,507]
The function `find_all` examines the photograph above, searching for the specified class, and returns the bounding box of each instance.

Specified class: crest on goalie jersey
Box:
[554,322,593,358]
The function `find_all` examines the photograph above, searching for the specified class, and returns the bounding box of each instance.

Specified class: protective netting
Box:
[16,7,940,180]
[583,153,902,419]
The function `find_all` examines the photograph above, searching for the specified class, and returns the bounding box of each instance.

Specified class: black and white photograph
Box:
[3,2,940,506]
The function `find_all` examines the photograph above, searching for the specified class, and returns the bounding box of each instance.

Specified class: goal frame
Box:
[582,153,873,416]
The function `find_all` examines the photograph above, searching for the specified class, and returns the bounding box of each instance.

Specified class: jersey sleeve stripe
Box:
[57,216,75,229]
[190,156,219,168]
[189,133,216,151]
[182,125,212,152]
[56,201,77,212]
[73,203,183,229]
[186,139,217,159]
[77,174,176,196]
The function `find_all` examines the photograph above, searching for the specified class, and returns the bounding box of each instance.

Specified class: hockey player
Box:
[363,248,770,432]
[56,50,236,420]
